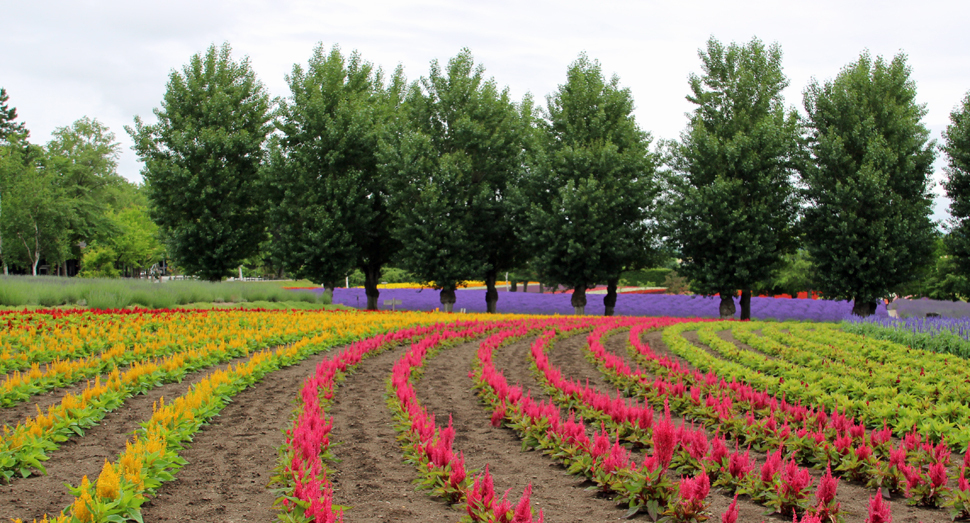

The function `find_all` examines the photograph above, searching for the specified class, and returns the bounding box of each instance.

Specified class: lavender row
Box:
[321,288,887,322]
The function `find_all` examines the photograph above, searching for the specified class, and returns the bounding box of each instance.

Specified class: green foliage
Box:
[620,268,672,287]
[664,37,801,300]
[891,236,969,300]
[521,53,658,307]
[801,51,936,313]
[943,91,970,280]
[270,45,401,289]
[104,205,164,276]
[841,320,970,359]
[0,87,28,142]
[127,42,272,281]
[386,48,531,301]
[78,245,121,278]
[46,116,127,259]
[0,136,71,274]
[662,271,691,295]
[753,249,815,296]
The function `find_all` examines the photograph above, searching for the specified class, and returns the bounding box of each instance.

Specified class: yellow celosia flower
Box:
[96,459,121,500]
[71,476,94,522]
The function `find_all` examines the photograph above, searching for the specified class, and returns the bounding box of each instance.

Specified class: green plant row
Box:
[734,323,970,428]
[841,320,970,359]
[663,322,970,447]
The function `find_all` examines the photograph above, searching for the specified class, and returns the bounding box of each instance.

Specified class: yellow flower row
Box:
[50,310,460,522]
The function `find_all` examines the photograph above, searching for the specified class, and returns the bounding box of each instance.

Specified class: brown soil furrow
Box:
[138,347,341,522]
[326,339,465,522]
[1,351,254,521]
[418,334,627,521]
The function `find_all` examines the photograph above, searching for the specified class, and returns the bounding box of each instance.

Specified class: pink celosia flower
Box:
[929,461,949,489]
[511,484,537,523]
[866,488,892,523]
[721,495,738,523]
[815,464,839,507]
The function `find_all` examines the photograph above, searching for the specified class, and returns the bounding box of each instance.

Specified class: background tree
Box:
[386,49,530,313]
[943,91,970,286]
[127,43,272,281]
[0,137,71,275]
[802,51,936,316]
[47,117,127,272]
[664,37,801,320]
[105,204,164,277]
[0,88,28,142]
[270,45,403,307]
[521,54,658,315]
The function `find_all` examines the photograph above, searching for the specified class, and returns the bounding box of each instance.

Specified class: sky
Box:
[2,0,968,222]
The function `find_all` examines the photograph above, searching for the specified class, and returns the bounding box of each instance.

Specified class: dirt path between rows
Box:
[418,333,627,521]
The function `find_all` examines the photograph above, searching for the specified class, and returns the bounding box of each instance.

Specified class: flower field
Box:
[0,308,965,522]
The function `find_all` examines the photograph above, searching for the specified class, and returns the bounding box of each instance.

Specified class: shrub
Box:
[78,247,121,279]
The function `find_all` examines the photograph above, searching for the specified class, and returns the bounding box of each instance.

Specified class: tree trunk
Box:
[323,282,335,303]
[523,281,528,292]
[718,291,736,318]
[739,289,751,320]
[485,270,498,314]
[538,283,544,293]
[32,258,39,276]
[851,298,877,317]
[363,265,381,310]
[440,287,457,313]
[604,278,619,316]
[510,281,517,292]
[571,284,587,316]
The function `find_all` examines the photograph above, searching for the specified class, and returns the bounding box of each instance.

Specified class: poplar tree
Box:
[802,52,936,316]
[943,91,970,284]
[665,37,801,319]
[271,45,403,308]
[385,49,529,313]
[127,43,272,281]
[522,54,658,315]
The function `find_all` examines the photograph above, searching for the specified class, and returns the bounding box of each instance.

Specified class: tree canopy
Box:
[127,43,273,281]
[270,45,403,307]
[386,48,530,312]
[801,51,936,316]
[664,37,801,319]
[943,91,970,285]
[521,54,658,315]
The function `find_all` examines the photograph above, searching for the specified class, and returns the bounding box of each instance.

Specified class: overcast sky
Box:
[3,0,968,222]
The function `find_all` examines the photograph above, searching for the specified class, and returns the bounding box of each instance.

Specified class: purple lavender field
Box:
[324,288,887,322]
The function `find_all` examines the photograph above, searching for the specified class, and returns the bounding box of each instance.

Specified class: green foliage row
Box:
[619,268,671,287]
[663,321,970,447]
[840,320,970,359]
[0,276,330,309]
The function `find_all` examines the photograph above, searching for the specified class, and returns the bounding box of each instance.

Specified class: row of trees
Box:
[129,38,970,318]
[45,38,970,316]
[0,91,163,278]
